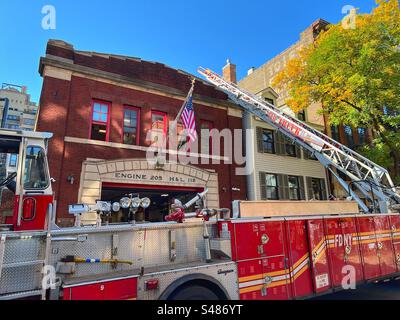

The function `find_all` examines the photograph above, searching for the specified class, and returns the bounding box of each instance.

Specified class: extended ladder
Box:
[198,67,400,213]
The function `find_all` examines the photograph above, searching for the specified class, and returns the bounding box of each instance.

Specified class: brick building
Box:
[37,40,247,226]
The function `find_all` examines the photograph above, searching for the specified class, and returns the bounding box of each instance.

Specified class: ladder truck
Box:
[198,67,400,215]
[0,69,399,301]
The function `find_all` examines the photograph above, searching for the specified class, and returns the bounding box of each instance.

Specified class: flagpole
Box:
[170,78,196,150]
[175,77,196,123]
[158,77,195,154]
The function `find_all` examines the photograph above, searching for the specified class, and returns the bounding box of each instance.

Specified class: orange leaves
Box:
[272,0,399,123]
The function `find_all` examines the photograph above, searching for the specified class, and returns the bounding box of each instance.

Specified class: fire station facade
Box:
[37,40,247,226]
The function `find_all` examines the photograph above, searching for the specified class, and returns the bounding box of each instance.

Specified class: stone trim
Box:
[40,60,241,112]
[79,159,220,208]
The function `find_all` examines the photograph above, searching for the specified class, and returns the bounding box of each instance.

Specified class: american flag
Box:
[180,94,197,143]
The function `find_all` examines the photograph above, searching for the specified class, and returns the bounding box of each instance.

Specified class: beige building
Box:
[237,18,365,200]
[0,83,38,178]
[221,20,332,202]
[238,19,329,131]
[243,88,329,202]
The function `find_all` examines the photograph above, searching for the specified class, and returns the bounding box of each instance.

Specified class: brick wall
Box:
[38,40,247,223]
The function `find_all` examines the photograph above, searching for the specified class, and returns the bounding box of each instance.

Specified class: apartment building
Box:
[224,20,332,201]
[0,83,38,178]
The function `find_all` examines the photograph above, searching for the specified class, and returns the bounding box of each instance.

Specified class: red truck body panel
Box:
[63,277,138,300]
[325,217,364,288]
[307,219,331,294]
[389,215,400,272]
[60,213,400,301]
[284,220,313,298]
[224,214,400,301]
[10,195,54,231]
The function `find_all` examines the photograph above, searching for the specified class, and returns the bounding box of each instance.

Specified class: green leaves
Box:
[273,0,400,176]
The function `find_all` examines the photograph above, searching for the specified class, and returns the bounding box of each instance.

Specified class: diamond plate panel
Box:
[3,237,45,264]
[49,222,218,281]
[0,264,43,295]
[0,234,46,296]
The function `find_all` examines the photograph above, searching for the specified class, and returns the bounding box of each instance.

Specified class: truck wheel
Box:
[168,284,220,300]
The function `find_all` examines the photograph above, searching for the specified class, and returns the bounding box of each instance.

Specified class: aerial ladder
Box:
[198,67,400,214]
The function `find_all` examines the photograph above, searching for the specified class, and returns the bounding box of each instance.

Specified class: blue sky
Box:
[0,0,378,103]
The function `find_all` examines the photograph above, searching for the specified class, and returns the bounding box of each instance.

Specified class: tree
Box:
[273,0,400,180]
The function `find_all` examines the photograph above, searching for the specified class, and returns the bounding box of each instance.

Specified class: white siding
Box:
[252,117,328,200]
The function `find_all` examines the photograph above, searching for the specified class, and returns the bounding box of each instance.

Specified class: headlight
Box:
[112,202,121,212]
[96,201,111,212]
[131,197,142,208]
[141,197,151,209]
[120,197,131,209]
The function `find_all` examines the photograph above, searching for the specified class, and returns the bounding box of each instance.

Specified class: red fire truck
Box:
[0,69,399,300]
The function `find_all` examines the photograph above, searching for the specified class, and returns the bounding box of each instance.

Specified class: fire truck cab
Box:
[0,129,53,232]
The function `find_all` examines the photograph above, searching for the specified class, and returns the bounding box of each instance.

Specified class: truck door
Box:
[339,217,363,284]
[259,221,291,300]
[389,215,400,272]
[285,219,313,299]
[236,221,290,300]
[325,217,343,288]
[356,216,380,280]
[13,144,53,231]
[307,219,331,294]
[326,217,363,288]
[373,216,397,277]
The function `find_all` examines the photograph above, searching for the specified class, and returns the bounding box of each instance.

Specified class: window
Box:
[23,119,35,126]
[265,97,274,106]
[344,125,355,148]
[330,125,340,142]
[288,176,301,200]
[23,146,49,190]
[383,106,398,117]
[123,107,139,145]
[7,115,20,121]
[307,177,327,200]
[297,110,306,122]
[151,111,167,132]
[257,128,300,157]
[262,129,275,154]
[150,111,167,144]
[9,154,17,167]
[91,101,110,141]
[357,128,366,146]
[285,141,296,157]
[263,173,279,200]
[200,120,213,155]
[304,148,318,161]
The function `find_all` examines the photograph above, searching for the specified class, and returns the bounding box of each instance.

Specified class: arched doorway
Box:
[78,159,220,222]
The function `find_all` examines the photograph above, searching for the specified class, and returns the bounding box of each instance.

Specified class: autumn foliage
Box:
[273,0,400,179]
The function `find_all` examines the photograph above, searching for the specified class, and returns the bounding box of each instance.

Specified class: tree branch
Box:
[340,99,363,112]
